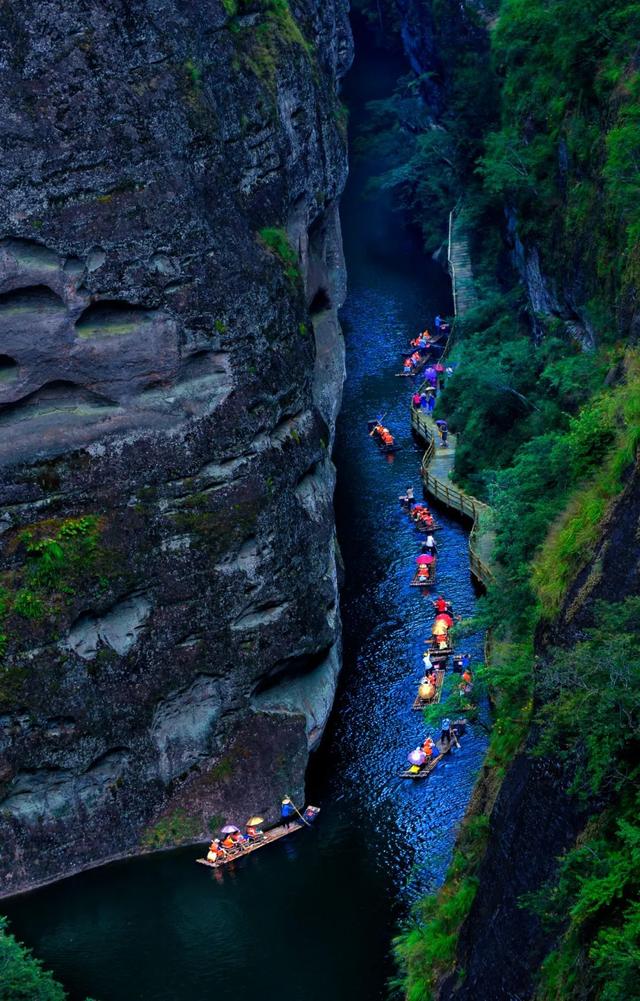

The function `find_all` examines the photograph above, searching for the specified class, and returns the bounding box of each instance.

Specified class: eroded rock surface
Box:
[0,0,352,895]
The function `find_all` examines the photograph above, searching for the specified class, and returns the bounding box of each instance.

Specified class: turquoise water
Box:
[2,20,487,1001]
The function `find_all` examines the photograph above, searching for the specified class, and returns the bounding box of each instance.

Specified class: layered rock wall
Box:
[0,0,352,895]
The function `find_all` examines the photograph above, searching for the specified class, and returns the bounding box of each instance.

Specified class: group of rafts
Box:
[370,316,476,780]
[197,320,473,872]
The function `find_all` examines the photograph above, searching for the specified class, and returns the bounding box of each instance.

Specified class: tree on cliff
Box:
[0,916,68,1001]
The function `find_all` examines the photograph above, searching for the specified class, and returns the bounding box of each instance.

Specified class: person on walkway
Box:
[435,314,442,330]
[281,797,295,829]
[412,391,422,408]
[436,419,449,447]
[427,392,436,413]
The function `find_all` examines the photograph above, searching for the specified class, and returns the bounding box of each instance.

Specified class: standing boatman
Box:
[281,796,295,829]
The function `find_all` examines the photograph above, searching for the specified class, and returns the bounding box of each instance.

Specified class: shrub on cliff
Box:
[0,916,66,1001]
[258,227,301,282]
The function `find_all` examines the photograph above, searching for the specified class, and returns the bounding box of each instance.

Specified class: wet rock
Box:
[0,0,353,895]
[62,593,152,660]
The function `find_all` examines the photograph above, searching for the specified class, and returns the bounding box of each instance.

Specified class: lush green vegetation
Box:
[0,515,113,705]
[141,808,202,850]
[369,0,640,996]
[0,916,69,1001]
[0,515,105,630]
[258,226,301,282]
[481,0,640,299]
[524,602,640,999]
[225,0,313,88]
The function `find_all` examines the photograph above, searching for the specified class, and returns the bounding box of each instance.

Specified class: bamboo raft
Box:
[412,668,445,710]
[413,520,441,533]
[367,422,402,453]
[426,639,453,658]
[196,807,320,869]
[400,338,445,357]
[411,561,437,587]
[400,722,467,779]
[400,740,450,779]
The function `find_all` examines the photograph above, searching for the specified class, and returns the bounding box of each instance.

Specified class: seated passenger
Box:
[422,736,437,758]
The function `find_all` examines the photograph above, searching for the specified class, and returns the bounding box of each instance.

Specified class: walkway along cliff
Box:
[0,0,352,897]
[411,207,493,589]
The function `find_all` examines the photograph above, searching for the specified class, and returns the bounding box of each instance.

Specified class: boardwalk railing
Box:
[447,200,461,318]
[411,404,494,587]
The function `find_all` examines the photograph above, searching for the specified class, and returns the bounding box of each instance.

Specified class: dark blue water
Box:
[2,21,487,1001]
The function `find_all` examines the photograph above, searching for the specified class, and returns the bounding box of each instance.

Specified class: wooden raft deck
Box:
[412,668,445,710]
[411,562,437,587]
[196,817,310,869]
[400,739,450,779]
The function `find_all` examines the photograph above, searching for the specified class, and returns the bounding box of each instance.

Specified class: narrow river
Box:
[3,19,487,1001]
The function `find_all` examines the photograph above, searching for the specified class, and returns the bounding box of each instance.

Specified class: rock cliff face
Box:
[439,453,640,1000]
[0,0,352,896]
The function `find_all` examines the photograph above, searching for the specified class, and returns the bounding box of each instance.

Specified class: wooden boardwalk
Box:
[448,206,478,318]
[411,402,494,587]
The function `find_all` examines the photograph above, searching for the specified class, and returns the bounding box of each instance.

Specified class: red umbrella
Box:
[435,613,454,627]
[435,363,445,372]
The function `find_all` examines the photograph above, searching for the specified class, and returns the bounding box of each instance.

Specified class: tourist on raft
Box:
[207,839,227,863]
[422,736,438,760]
[410,503,432,526]
[416,552,435,566]
[433,595,450,615]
